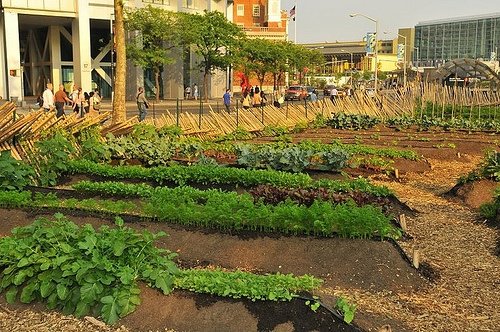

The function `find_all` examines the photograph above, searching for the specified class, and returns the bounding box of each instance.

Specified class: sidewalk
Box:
[9,96,226,116]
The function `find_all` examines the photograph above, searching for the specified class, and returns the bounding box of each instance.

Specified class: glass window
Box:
[253,4,260,17]
[183,0,196,9]
[237,4,244,16]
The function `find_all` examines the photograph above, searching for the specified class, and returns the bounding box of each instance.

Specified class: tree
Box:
[239,38,279,90]
[113,0,126,124]
[268,41,292,91]
[288,44,323,85]
[125,6,182,102]
[180,11,244,100]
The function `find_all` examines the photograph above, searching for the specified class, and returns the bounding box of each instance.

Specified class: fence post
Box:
[286,99,289,118]
[198,97,202,129]
[304,98,308,119]
[261,105,264,125]
[236,106,239,128]
[176,98,180,127]
[216,101,220,113]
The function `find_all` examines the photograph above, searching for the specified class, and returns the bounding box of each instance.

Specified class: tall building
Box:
[415,13,500,67]
[0,0,229,102]
[231,0,287,40]
[229,0,287,91]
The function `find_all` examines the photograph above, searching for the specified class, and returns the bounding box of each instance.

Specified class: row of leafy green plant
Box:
[458,151,500,184]
[0,214,325,324]
[234,144,350,172]
[0,186,400,239]
[325,112,500,132]
[71,180,392,213]
[387,114,500,132]
[66,159,393,197]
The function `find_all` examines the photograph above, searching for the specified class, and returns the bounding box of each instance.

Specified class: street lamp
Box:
[350,13,378,92]
[341,49,354,84]
[414,46,420,73]
[384,31,407,88]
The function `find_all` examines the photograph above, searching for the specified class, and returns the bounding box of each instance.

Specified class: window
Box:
[253,4,260,17]
[237,4,244,16]
[183,0,196,9]
[253,23,261,27]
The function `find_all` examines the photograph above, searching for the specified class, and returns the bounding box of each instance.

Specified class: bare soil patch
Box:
[446,179,497,209]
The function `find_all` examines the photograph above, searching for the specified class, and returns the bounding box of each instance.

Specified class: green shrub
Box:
[0,150,35,191]
[34,133,75,186]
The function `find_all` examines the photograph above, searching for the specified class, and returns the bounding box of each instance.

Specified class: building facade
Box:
[0,0,229,102]
[231,0,286,40]
[415,13,500,67]
[303,39,398,76]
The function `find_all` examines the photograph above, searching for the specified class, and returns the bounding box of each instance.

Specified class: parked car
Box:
[323,85,336,96]
[284,85,308,101]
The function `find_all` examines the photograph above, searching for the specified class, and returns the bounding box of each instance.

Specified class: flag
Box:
[289,6,296,18]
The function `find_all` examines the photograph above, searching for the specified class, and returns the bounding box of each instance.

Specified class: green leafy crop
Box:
[175,269,322,302]
[0,214,179,324]
[32,133,76,186]
[0,150,35,191]
[335,297,357,324]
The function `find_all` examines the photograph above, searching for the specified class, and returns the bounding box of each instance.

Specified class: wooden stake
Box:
[398,214,407,233]
[394,168,399,179]
[412,248,420,269]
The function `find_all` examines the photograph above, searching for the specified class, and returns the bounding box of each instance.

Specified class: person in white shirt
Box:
[330,87,338,103]
[193,84,198,100]
[42,83,55,112]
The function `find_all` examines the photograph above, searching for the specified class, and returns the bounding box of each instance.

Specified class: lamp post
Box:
[341,49,353,84]
[350,13,378,92]
[414,46,420,73]
[384,32,407,88]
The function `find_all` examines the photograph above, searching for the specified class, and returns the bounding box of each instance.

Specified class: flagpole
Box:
[294,1,297,44]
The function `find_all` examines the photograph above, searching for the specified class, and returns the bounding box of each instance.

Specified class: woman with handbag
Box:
[136,87,149,121]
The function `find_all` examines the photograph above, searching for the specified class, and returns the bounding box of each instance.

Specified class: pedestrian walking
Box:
[92,88,101,111]
[329,86,338,103]
[42,83,55,112]
[253,88,262,107]
[54,84,73,118]
[223,89,231,113]
[184,86,191,99]
[136,87,149,121]
[193,84,198,100]
[70,85,82,116]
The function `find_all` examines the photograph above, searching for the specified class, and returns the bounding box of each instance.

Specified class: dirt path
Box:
[322,155,500,331]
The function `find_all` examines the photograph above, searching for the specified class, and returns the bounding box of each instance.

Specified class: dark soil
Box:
[0,285,361,332]
[0,208,424,331]
[0,208,425,293]
[445,179,497,209]
[255,126,498,160]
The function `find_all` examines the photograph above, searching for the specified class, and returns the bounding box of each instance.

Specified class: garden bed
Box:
[0,285,362,332]
[0,208,425,293]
